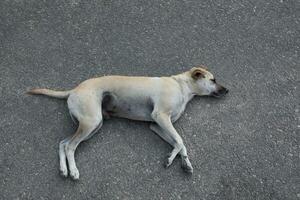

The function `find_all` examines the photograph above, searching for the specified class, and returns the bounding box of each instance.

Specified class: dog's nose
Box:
[218,87,228,97]
[220,87,228,95]
[212,86,228,97]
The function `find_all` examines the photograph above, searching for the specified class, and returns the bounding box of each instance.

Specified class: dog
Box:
[27,66,228,180]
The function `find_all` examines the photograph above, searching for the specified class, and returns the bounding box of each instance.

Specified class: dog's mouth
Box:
[211,88,229,98]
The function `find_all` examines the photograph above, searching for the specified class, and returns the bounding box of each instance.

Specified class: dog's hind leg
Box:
[59,112,79,177]
[59,111,97,178]
[64,93,103,180]
[59,136,71,177]
[64,117,102,180]
[59,120,102,178]
[60,109,99,178]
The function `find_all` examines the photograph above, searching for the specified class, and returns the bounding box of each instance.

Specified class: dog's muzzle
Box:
[211,86,228,98]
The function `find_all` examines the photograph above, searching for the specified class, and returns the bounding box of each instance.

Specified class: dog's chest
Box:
[170,99,188,122]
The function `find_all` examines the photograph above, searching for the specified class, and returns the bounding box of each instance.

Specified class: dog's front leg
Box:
[150,123,193,173]
[151,112,193,173]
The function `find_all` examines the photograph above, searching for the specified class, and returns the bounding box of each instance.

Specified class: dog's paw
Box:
[181,159,193,174]
[60,167,68,177]
[182,164,193,174]
[70,168,80,180]
[164,157,172,168]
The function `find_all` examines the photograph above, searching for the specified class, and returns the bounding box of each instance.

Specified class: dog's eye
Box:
[211,79,216,83]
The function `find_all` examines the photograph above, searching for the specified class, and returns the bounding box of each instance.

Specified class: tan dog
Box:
[27,66,228,180]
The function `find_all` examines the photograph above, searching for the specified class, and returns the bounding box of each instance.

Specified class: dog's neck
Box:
[171,72,196,101]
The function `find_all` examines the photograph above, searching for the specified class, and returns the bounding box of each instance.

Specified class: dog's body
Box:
[28,66,228,180]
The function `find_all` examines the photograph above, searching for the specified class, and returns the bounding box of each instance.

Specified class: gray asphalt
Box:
[0,0,299,199]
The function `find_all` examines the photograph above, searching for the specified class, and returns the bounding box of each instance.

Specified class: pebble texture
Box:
[0,0,299,199]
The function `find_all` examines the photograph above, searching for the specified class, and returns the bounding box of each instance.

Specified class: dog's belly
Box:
[102,92,154,121]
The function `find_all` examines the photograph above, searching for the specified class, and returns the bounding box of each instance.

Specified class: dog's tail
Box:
[26,88,72,99]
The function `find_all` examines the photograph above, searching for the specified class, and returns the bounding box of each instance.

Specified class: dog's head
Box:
[189,66,228,97]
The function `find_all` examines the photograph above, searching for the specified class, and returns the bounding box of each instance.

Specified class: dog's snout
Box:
[211,85,228,98]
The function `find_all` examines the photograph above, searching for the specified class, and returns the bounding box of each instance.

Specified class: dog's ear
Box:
[191,68,205,79]
[201,66,208,70]
[193,65,209,70]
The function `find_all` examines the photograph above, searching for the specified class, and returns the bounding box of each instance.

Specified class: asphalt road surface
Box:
[1,0,299,199]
